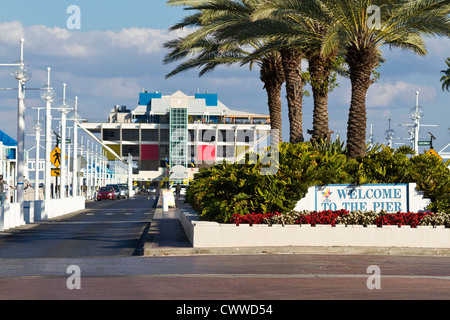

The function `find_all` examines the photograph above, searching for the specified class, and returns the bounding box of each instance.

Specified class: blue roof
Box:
[195,93,218,106]
[0,130,16,147]
[139,92,162,107]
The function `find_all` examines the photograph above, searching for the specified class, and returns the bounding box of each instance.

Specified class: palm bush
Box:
[186,142,450,222]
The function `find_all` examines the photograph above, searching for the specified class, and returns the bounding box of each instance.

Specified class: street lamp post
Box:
[40,67,56,201]
[67,126,71,196]
[410,91,423,153]
[33,120,42,201]
[58,83,72,199]
[72,96,80,197]
[385,119,395,148]
[397,91,437,154]
[9,38,32,222]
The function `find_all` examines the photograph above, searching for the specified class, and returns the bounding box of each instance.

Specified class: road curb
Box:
[143,245,450,257]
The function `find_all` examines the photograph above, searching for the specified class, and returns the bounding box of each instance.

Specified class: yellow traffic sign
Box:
[51,168,61,177]
[51,147,61,168]
[427,148,443,161]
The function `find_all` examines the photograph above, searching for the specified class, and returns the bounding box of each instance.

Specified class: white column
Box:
[34,123,41,201]
[60,111,67,199]
[413,91,420,154]
[16,79,25,219]
[73,121,78,196]
[94,144,98,193]
[44,68,53,201]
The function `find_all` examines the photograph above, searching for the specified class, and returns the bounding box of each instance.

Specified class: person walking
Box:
[0,175,7,205]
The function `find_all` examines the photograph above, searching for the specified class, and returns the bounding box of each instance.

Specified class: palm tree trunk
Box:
[308,53,333,144]
[280,48,304,144]
[264,82,283,142]
[261,53,285,142]
[346,45,378,159]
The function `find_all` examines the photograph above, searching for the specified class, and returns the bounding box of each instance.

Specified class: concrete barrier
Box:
[177,207,450,249]
[0,197,85,231]
[0,203,23,231]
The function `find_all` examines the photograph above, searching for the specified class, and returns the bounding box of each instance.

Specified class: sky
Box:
[0,0,448,156]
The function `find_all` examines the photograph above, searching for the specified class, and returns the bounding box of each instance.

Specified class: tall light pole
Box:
[398,91,437,154]
[32,109,43,201]
[10,38,32,221]
[72,96,80,197]
[410,91,423,153]
[40,67,56,201]
[58,83,71,199]
[385,119,395,148]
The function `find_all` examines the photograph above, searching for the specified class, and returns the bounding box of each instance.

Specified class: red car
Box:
[97,186,118,201]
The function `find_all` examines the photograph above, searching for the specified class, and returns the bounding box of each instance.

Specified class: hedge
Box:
[185,141,450,223]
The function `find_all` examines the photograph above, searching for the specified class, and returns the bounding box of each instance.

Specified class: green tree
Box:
[256,0,450,158]
[251,0,344,144]
[440,57,450,91]
[164,0,285,141]
[165,0,310,144]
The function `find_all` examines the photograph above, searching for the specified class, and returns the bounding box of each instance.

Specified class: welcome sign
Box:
[316,184,408,212]
[294,183,430,213]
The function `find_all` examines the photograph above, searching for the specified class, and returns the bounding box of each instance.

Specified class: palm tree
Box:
[164,0,285,141]
[440,57,450,91]
[256,0,450,158]
[166,0,311,144]
[250,0,341,144]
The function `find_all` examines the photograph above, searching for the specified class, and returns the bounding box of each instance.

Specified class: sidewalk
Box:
[146,207,192,249]
[143,197,450,257]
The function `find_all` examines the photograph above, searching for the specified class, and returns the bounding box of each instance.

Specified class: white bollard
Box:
[162,192,169,212]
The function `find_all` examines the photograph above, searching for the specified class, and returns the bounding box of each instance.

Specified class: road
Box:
[0,194,156,258]
[0,195,449,302]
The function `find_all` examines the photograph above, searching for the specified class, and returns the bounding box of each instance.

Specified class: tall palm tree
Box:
[164,0,285,141]
[256,0,450,158]
[440,57,450,91]
[251,0,341,144]
[279,47,305,143]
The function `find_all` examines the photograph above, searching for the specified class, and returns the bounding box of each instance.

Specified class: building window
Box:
[237,130,254,143]
[160,129,170,141]
[141,160,159,171]
[188,130,195,142]
[159,145,169,160]
[141,129,159,141]
[122,145,139,157]
[103,129,120,141]
[218,145,234,158]
[122,129,139,141]
[201,130,216,142]
[218,130,234,142]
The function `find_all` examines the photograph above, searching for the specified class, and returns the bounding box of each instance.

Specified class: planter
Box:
[417,225,434,230]
[334,224,346,228]
[177,206,450,249]
[314,224,333,228]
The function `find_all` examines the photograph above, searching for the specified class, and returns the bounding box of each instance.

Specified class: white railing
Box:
[0,197,85,231]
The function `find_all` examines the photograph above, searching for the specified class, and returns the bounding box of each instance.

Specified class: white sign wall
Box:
[294,183,431,213]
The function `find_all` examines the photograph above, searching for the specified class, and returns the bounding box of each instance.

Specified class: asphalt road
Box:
[0,195,448,302]
[0,254,449,301]
[0,194,156,258]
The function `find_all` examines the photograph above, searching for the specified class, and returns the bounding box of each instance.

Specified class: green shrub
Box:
[185,141,450,222]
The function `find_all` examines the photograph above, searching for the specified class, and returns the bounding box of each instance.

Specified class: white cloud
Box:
[0,21,180,59]
[367,81,436,108]
[105,28,182,55]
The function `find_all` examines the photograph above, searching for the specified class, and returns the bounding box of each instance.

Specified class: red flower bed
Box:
[374,211,433,228]
[230,212,280,226]
[229,210,435,227]
[295,209,348,226]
